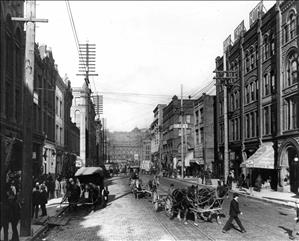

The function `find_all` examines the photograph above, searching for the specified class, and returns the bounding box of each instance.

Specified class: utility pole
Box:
[213,66,237,183]
[12,0,47,236]
[181,84,184,179]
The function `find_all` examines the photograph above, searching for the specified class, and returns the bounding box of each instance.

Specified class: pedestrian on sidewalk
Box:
[7,186,20,241]
[55,178,61,198]
[60,177,67,197]
[222,193,246,234]
[32,183,41,219]
[227,172,233,190]
[40,184,48,216]
[290,199,299,239]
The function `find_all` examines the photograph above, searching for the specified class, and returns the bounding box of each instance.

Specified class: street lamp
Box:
[294,157,298,162]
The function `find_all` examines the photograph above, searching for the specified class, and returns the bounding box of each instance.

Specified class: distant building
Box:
[193,94,217,176]
[150,104,166,172]
[71,83,97,167]
[109,128,150,167]
[161,96,195,176]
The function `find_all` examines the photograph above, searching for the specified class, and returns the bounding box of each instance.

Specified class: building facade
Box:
[109,128,149,167]
[71,83,97,167]
[161,96,195,176]
[215,0,298,192]
[150,104,166,172]
[63,76,80,177]
[193,94,217,176]
[0,0,25,210]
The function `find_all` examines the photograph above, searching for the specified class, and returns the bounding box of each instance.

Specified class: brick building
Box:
[193,94,217,176]
[161,96,195,176]
[215,0,298,192]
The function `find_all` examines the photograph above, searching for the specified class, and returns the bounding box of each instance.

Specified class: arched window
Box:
[289,13,296,39]
[285,51,298,87]
[250,47,255,69]
[245,51,250,73]
[74,110,81,127]
[263,35,269,61]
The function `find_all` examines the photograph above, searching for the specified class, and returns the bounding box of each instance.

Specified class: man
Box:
[222,193,246,233]
[290,199,299,239]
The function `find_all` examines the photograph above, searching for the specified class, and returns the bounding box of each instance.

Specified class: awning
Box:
[184,152,193,167]
[75,167,104,176]
[240,142,274,169]
[190,158,204,165]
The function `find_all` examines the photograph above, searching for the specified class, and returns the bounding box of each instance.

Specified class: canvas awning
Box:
[75,167,104,176]
[184,151,193,167]
[240,142,274,169]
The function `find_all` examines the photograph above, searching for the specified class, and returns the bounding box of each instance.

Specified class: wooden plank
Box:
[47,216,70,226]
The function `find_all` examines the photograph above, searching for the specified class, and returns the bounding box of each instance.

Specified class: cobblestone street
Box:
[41,175,299,241]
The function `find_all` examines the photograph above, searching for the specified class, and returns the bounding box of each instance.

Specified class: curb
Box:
[29,204,68,241]
[162,176,295,209]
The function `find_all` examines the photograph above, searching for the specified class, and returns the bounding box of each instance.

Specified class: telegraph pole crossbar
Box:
[12,0,47,236]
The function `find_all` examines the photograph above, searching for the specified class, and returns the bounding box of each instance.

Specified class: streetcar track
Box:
[140,177,217,241]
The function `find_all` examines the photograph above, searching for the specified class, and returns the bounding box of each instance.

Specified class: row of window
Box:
[195,108,203,124]
[283,12,296,44]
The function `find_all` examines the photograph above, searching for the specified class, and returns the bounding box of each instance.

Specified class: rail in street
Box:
[41,175,298,241]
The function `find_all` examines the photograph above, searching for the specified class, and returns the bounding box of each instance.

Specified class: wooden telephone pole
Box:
[12,0,47,236]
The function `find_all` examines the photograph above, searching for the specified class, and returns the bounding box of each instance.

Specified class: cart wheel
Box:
[153,202,159,212]
[164,197,173,218]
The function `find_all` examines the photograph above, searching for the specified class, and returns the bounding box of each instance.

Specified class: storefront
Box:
[278,138,299,193]
[241,142,276,190]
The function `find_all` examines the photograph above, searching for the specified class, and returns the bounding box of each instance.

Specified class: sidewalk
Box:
[1,197,67,241]
[164,176,299,208]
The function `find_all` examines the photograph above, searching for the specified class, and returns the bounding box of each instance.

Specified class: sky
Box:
[35,1,275,132]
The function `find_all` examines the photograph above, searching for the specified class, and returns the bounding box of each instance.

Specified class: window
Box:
[289,13,296,39]
[195,111,199,124]
[245,52,250,73]
[60,100,62,118]
[263,106,271,135]
[263,35,269,60]
[186,115,191,124]
[263,73,270,96]
[270,34,275,56]
[285,52,298,87]
[234,91,239,109]
[284,98,298,130]
[251,82,256,101]
[250,48,256,69]
[200,128,204,144]
[56,96,58,115]
[251,112,255,137]
[285,24,289,43]
[246,85,250,104]
[246,114,250,138]
[195,129,199,145]
[231,94,235,110]
[199,108,203,123]
[219,124,224,143]
[271,72,276,94]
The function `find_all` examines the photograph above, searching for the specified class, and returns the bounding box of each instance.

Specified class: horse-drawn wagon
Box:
[153,184,229,224]
[60,167,105,209]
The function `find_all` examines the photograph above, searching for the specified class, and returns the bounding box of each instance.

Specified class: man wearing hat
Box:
[222,193,246,233]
